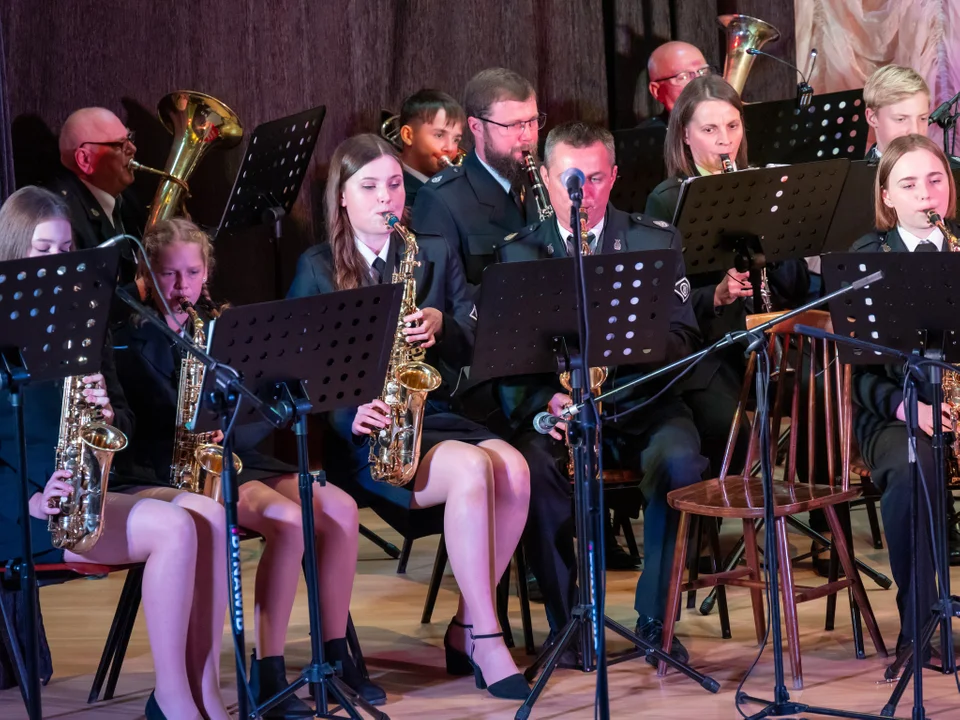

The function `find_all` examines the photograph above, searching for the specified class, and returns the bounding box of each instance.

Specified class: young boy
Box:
[863,65,931,162]
[392,89,466,206]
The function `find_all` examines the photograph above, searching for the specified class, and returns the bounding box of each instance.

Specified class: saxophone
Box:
[49,376,128,553]
[720,153,772,312]
[171,299,242,503]
[927,210,960,482]
[369,213,443,485]
[521,150,555,222]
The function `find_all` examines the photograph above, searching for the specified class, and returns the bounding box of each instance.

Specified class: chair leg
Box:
[616,510,641,559]
[104,566,144,701]
[497,566,514,649]
[657,510,691,677]
[742,520,766,645]
[420,534,448,624]
[513,545,535,655]
[824,506,888,658]
[774,517,803,690]
[824,541,839,632]
[88,566,142,703]
[707,519,732,640]
[397,537,414,575]
[838,504,866,659]
[346,612,370,681]
[686,516,703,610]
[359,524,401,559]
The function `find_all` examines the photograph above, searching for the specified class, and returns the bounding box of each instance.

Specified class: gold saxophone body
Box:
[48,376,128,553]
[171,299,242,503]
[369,214,443,486]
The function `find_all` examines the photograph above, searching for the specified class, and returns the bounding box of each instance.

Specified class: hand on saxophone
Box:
[546,393,573,441]
[80,373,115,422]
[895,400,954,437]
[352,400,391,436]
[403,308,443,348]
[29,471,74,520]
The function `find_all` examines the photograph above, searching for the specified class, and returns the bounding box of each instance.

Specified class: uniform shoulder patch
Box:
[630,212,673,231]
[674,276,692,303]
[428,166,462,187]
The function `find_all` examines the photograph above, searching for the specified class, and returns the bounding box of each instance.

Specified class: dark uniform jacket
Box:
[411,149,541,296]
[495,204,701,434]
[403,168,425,208]
[850,221,960,444]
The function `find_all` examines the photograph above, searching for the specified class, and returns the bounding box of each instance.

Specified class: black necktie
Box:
[567,232,596,256]
[372,256,387,283]
[915,240,939,252]
[112,195,125,233]
[510,187,525,220]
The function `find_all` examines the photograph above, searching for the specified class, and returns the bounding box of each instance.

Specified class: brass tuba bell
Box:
[133,91,243,228]
[717,14,781,96]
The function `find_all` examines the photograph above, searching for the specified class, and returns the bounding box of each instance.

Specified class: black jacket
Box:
[411,149,541,296]
[495,205,701,433]
[0,336,133,562]
[851,222,960,444]
[403,168,425,208]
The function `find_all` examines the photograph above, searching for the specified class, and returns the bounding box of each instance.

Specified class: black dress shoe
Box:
[325,638,387,707]
[607,543,641,570]
[145,692,167,720]
[469,631,531,700]
[810,538,845,579]
[250,652,313,718]
[443,617,474,676]
[525,569,544,603]
[636,615,689,667]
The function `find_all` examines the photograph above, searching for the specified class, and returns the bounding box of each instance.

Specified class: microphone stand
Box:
[113,286,291,720]
[929,90,960,160]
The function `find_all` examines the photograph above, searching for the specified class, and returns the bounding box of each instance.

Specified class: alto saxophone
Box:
[171,299,242,503]
[369,213,443,486]
[49,376,128,553]
[720,153,772,312]
[521,150,555,222]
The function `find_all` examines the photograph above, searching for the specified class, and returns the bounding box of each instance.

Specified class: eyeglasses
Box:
[79,130,136,151]
[652,66,715,86]
[478,113,547,135]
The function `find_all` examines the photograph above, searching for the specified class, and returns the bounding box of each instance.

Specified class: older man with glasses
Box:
[641,41,714,128]
[45,107,145,269]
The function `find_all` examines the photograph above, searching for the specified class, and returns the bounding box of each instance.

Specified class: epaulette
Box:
[424,165,464,189]
[499,222,540,247]
[850,232,887,253]
[629,212,674,232]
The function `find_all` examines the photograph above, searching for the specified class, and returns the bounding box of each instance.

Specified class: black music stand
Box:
[217,106,326,297]
[195,285,401,720]
[474,250,721,720]
[823,252,960,719]
[609,124,668,213]
[0,246,120,720]
[744,89,868,166]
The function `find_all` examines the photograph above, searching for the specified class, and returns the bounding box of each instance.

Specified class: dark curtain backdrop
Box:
[0,0,794,305]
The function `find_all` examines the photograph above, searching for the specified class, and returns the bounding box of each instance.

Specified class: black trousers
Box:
[516,400,707,632]
[683,360,748,479]
[860,420,938,641]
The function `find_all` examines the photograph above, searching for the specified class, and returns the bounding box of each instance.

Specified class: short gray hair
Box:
[543,121,616,169]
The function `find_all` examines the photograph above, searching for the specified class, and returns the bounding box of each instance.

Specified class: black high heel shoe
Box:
[145,691,167,720]
[469,631,531,701]
[443,616,474,676]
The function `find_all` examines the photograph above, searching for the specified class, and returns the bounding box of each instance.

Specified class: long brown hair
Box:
[0,186,73,261]
[326,133,400,291]
[137,217,223,317]
[664,75,748,178]
[874,134,957,231]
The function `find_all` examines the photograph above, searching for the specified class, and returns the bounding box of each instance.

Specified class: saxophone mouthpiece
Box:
[925,209,942,224]
[383,212,400,229]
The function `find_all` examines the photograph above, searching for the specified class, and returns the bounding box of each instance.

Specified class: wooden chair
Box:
[657,310,887,689]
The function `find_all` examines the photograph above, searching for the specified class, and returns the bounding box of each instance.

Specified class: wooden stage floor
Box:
[3,506,960,719]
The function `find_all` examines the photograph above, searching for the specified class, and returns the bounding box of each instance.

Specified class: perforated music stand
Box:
[609,125,668,213]
[0,246,120,720]
[744,89,868,166]
[821,160,878,253]
[216,105,326,297]
[475,250,721,718]
[823,252,960,718]
[195,284,400,720]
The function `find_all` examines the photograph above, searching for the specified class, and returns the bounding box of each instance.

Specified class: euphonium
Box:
[381,112,465,166]
[133,91,243,229]
[438,149,467,168]
[369,213,443,485]
[718,14,781,95]
[521,150,554,221]
[171,298,242,503]
[49,376,128,553]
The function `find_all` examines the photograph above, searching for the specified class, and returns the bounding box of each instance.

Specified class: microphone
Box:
[533,411,563,434]
[559,167,585,195]
[746,48,814,108]
[929,90,960,128]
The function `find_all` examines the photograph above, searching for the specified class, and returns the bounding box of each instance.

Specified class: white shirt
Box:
[557,215,606,255]
[476,153,513,194]
[898,224,943,252]
[402,162,429,184]
[80,178,118,226]
[355,237,391,280]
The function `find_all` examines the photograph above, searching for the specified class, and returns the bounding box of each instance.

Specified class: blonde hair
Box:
[863,65,930,111]
[137,217,222,316]
[874,134,956,231]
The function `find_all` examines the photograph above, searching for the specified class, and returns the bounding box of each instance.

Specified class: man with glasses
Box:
[643,41,713,127]
[45,107,145,259]
[411,67,544,295]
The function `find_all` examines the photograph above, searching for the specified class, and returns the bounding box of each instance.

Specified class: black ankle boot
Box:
[324,637,387,707]
[144,692,167,720]
[250,651,313,719]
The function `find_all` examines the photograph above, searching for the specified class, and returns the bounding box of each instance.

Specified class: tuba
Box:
[369,213,443,485]
[49,376,128,553]
[171,299,242,503]
[521,150,554,221]
[132,91,243,228]
[718,14,781,96]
